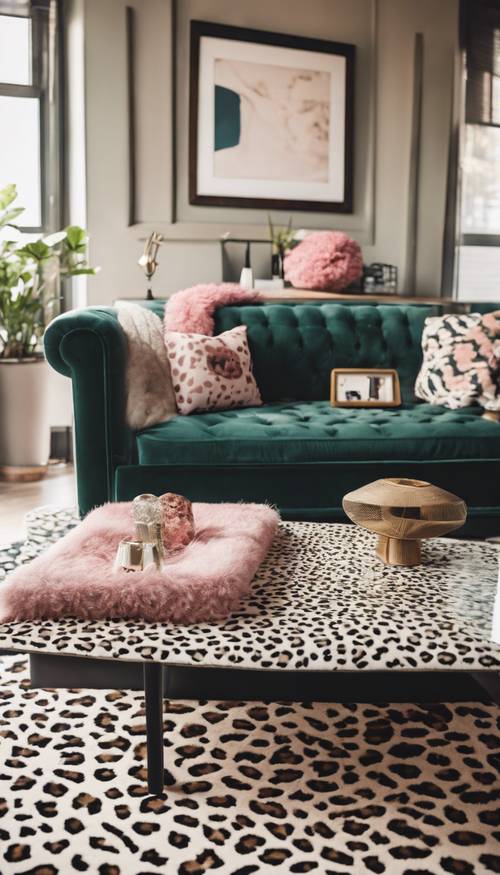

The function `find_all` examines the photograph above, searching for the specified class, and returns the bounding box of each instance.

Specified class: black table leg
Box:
[143,662,164,794]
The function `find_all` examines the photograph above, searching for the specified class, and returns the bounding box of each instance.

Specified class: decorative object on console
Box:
[138,231,163,300]
[239,241,254,289]
[165,324,262,415]
[117,303,176,430]
[189,20,354,213]
[363,262,398,294]
[283,230,363,291]
[164,283,260,335]
[254,278,285,291]
[343,478,467,567]
[220,234,274,284]
[0,502,280,624]
[331,368,401,408]
[415,310,500,413]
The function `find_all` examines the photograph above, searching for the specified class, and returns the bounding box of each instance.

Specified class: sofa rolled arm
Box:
[44,307,131,516]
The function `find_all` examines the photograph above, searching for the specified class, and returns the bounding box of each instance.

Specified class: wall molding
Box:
[125,0,377,246]
[128,221,375,244]
[126,5,137,226]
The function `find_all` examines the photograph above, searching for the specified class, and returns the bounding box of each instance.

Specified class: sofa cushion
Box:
[147,301,438,404]
[136,401,500,466]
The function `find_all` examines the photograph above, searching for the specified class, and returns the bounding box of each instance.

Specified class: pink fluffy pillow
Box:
[165,325,262,415]
[164,283,261,335]
[284,230,363,291]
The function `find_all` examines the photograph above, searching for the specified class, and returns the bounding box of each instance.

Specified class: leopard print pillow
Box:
[165,324,262,415]
[415,311,500,411]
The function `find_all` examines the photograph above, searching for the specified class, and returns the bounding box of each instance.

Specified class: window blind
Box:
[0,0,49,15]
[464,0,500,126]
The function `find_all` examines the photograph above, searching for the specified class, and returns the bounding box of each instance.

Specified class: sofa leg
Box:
[143,662,164,794]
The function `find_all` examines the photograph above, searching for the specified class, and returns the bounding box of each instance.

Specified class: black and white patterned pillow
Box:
[415,311,500,410]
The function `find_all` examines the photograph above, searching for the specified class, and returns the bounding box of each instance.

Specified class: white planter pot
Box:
[0,358,50,480]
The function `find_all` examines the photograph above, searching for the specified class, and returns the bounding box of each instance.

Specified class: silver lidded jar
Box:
[114,538,163,572]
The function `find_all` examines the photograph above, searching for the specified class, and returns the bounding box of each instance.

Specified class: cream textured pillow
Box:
[165,325,262,415]
[117,303,176,429]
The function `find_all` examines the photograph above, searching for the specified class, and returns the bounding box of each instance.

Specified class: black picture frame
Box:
[189,20,355,213]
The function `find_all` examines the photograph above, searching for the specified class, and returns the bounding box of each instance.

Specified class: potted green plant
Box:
[0,183,95,480]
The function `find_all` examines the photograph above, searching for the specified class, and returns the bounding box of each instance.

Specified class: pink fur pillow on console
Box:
[165,324,262,415]
[284,231,363,291]
[0,502,280,624]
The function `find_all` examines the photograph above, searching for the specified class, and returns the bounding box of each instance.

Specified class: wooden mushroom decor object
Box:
[342,478,467,566]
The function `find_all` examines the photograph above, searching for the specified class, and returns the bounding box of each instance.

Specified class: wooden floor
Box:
[0,464,77,546]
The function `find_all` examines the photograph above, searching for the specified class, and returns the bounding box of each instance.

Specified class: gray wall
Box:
[78,0,458,305]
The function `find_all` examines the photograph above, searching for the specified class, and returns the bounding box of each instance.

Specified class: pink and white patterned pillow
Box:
[165,325,262,415]
[415,311,500,411]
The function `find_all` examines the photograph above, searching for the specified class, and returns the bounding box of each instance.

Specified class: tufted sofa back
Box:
[211,303,438,403]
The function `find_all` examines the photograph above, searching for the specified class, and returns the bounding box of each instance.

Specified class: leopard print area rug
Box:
[0,506,78,583]
[1,655,499,875]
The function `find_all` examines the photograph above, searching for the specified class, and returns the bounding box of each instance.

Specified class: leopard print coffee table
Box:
[0,522,499,794]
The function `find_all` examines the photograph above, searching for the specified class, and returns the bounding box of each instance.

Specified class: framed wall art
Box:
[189,20,355,213]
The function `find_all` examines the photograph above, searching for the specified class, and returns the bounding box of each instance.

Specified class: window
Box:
[462,125,500,236]
[458,0,500,300]
[0,1,61,233]
[461,0,500,242]
[0,14,31,84]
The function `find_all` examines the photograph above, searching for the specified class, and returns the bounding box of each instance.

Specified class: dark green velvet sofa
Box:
[44,301,500,538]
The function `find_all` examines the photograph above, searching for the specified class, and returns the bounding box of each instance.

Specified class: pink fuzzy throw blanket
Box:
[164,283,261,336]
[0,502,279,624]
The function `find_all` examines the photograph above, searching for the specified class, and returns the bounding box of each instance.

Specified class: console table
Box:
[0,522,498,794]
[115,290,464,307]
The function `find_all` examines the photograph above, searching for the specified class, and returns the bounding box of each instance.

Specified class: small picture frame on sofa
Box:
[331,368,401,408]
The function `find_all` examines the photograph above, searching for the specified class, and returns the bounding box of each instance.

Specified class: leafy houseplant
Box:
[0,184,95,359]
[0,183,95,478]
[268,215,296,257]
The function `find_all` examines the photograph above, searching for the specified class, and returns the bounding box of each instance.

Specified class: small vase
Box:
[271,249,285,280]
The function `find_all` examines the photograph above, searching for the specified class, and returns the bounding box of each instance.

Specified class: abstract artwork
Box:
[189,21,355,212]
